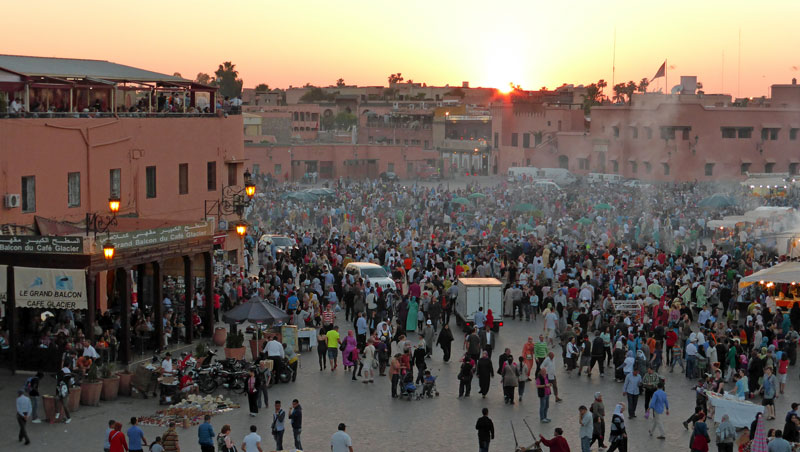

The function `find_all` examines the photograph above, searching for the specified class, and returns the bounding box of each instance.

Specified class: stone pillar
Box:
[203,252,214,337]
[183,256,194,344]
[118,268,132,364]
[86,273,96,342]
[7,266,17,374]
[152,262,163,351]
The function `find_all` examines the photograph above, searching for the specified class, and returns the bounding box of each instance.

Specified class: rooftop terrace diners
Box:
[0,55,228,118]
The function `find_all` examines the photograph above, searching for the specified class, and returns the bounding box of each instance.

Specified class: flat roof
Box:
[458,277,503,286]
[0,54,187,83]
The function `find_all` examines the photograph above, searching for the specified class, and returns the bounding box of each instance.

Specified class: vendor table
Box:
[706,391,764,428]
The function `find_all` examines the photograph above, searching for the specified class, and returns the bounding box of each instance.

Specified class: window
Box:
[252,164,260,175]
[67,172,80,207]
[109,168,121,198]
[227,163,237,186]
[611,160,619,173]
[523,133,531,148]
[721,127,736,139]
[274,164,282,175]
[146,166,157,198]
[738,127,753,139]
[612,126,619,138]
[387,163,394,172]
[21,176,35,213]
[791,128,799,141]
[644,127,653,139]
[790,163,799,175]
[526,158,531,166]
[178,163,188,195]
[644,162,652,174]
[534,133,542,146]
[682,128,690,140]
[741,163,751,175]
[207,162,216,191]
[659,127,675,140]
[493,132,499,149]
[662,163,670,176]
[762,128,779,141]
[424,140,429,149]
[511,133,518,147]
[558,155,569,169]
[765,162,775,173]
[704,163,714,176]
[630,161,638,174]
[579,158,590,170]
[631,127,638,139]
[368,136,374,143]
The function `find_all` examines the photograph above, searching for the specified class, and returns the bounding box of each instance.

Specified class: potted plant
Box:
[248,327,266,361]
[68,385,81,413]
[100,362,120,401]
[195,341,208,366]
[80,363,103,406]
[116,366,133,397]
[213,326,227,347]
[224,330,246,360]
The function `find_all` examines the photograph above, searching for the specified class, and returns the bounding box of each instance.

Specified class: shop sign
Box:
[0,236,84,254]
[14,266,87,309]
[107,221,214,251]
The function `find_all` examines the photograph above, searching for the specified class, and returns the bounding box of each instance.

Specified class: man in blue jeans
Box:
[127,417,148,452]
[475,407,494,452]
[272,400,286,450]
[579,405,593,452]
[288,399,302,450]
[623,368,642,419]
[197,414,215,452]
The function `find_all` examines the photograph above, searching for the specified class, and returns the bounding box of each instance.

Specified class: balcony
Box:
[440,138,491,152]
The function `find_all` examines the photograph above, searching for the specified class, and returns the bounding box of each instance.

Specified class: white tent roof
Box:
[743,206,794,220]
[739,261,800,288]
[707,216,752,229]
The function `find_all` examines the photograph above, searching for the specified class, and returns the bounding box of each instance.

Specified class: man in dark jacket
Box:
[288,399,302,450]
[587,331,605,377]
[475,408,494,452]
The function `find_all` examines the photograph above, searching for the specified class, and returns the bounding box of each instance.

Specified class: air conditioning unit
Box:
[4,194,20,208]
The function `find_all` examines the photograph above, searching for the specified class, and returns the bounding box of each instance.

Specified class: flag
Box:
[651,61,666,81]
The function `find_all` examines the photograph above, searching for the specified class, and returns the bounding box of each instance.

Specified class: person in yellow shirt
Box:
[326,326,341,371]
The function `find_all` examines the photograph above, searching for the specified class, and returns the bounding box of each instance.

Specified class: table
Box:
[297,329,318,352]
[706,391,764,428]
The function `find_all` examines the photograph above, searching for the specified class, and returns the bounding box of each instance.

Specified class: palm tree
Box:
[612,83,625,103]
[638,78,649,93]
[625,81,638,104]
[597,79,608,100]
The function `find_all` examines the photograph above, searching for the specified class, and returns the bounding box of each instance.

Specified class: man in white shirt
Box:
[331,423,353,452]
[83,340,100,360]
[242,425,263,452]
[161,352,173,374]
[17,390,32,445]
[264,336,285,375]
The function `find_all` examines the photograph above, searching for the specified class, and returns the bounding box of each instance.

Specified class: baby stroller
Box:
[419,373,440,399]
[399,371,417,401]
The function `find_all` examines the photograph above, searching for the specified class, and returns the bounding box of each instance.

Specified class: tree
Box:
[334,112,357,130]
[582,83,602,115]
[445,88,466,98]
[195,72,214,85]
[406,79,414,84]
[254,83,269,92]
[597,79,608,98]
[299,87,335,103]
[388,73,404,84]
[624,81,637,104]
[336,78,345,87]
[382,88,398,100]
[612,83,626,103]
[414,92,426,100]
[637,78,649,93]
[172,72,183,78]
[214,62,243,98]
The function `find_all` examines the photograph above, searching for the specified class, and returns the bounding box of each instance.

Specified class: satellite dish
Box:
[670,85,682,94]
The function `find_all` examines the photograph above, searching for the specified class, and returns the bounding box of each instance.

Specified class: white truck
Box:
[454,278,504,332]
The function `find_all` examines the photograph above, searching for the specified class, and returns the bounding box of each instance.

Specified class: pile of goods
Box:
[138,394,240,427]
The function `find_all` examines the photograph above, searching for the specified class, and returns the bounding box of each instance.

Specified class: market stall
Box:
[706,391,764,428]
[739,261,800,308]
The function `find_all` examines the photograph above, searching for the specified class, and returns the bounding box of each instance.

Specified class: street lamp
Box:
[235,222,247,237]
[108,196,121,214]
[244,170,256,198]
[102,241,115,260]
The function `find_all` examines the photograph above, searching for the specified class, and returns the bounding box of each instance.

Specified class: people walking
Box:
[647,382,669,439]
[241,425,263,452]
[580,405,594,452]
[127,417,148,452]
[607,403,627,452]
[476,351,494,398]
[475,408,495,452]
[536,367,552,423]
[289,399,302,450]
[590,392,607,449]
[689,412,710,452]
[161,422,180,452]
[537,428,570,452]
[271,400,286,451]
[16,390,31,445]
[198,414,215,452]
[436,324,454,362]
[109,422,129,452]
[501,356,519,404]
[623,368,642,418]
[715,414,736,452]
[256,360,270,409]
[458,353,475,398]
[518,356,529,402]
[331,423,353,452]
[246,369,259,416]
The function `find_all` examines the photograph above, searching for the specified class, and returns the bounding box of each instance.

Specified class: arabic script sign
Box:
[14,266,87,309]
[106,221,214,251]
[0,236,84,254]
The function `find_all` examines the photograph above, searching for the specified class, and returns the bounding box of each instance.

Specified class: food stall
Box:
[739,261,800,308]
[706,391,764,428]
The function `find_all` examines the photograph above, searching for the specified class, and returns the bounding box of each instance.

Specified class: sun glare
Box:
[497,83,514,94]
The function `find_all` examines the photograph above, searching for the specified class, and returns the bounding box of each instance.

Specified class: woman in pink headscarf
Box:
[342,330,358,370]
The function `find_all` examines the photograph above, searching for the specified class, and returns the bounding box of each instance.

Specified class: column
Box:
[136,264,146,313]
[183,256,194,344]
[86,273,96,342]
[203,252,214,337]
[152,261,163,351]
[7,266,16,374]
[118,268,132,364]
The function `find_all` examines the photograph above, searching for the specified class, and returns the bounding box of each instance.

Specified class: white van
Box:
[507,167,539,182]
[455,278,504,332]
[535,168,576,186]
[587,173,624,184]
[344,262,396,291]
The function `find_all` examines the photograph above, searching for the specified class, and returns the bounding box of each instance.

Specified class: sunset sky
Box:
[4,0,799,98]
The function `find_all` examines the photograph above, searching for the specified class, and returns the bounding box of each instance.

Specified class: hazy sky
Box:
[5,0,799,97]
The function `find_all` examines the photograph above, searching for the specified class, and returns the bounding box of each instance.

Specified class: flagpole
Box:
[665,58,668,95]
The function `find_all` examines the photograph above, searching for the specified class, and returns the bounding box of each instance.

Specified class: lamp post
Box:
[86,196,121,260]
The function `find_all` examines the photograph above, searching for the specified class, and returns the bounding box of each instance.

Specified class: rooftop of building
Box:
[0,54,187,84]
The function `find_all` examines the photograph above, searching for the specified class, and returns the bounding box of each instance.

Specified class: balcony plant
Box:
[224,330,246,360]
[100,362,120,401]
